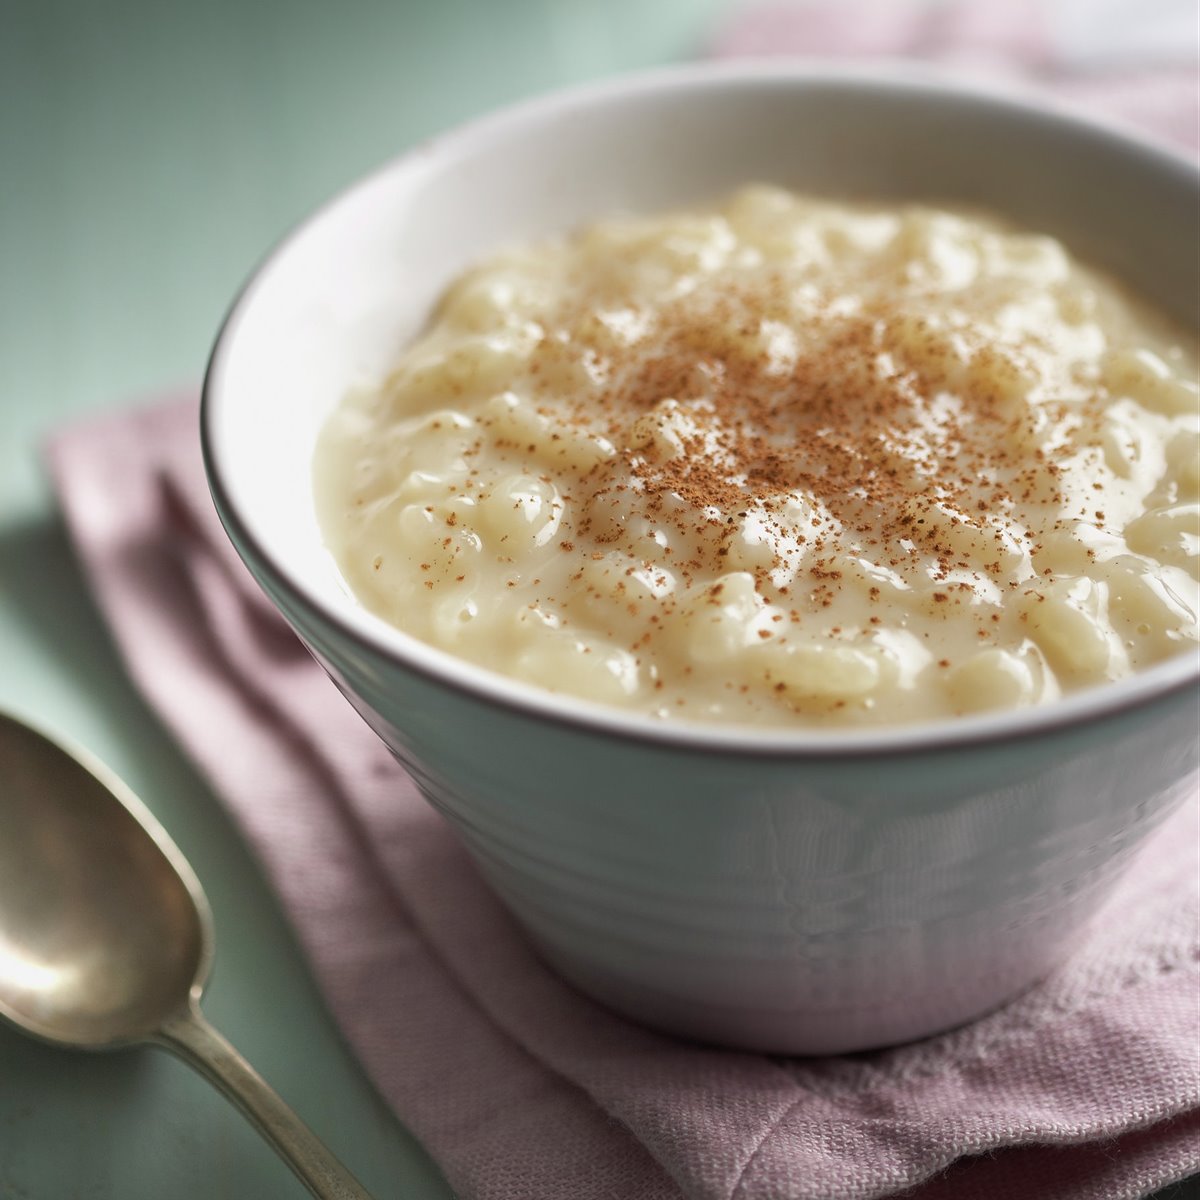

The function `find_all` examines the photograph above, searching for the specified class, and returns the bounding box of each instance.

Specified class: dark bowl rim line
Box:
[201,61,1200,763]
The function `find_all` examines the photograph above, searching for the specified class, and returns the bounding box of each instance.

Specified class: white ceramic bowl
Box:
[203,63,1200,1054]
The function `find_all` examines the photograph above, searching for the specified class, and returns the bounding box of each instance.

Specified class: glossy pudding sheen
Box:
[315,187,1200,727]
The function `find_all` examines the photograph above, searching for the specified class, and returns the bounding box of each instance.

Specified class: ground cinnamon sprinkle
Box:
[317,188,1200,727]
[541,288,1053,603]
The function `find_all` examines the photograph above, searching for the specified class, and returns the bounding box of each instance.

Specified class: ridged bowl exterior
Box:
[249,560,1197,1054]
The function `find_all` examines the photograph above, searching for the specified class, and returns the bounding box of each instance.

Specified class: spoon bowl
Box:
[0,712,211,1046]
[0,710,372,1200]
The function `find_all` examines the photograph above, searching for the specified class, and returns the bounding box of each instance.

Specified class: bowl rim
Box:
[202,59,1200,762]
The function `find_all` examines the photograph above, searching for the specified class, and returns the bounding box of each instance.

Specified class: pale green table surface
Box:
[0,3,726,1196]
[2,4,1196,1199]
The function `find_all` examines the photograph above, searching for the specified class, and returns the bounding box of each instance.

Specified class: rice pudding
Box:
[314,187,1199,726]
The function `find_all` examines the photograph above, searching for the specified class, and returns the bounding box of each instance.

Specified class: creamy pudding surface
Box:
[314,187,1199,726]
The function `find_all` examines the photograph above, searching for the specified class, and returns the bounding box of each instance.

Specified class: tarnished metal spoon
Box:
[0,710,373,1199]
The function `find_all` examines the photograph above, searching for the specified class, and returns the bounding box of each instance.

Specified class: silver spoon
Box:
[0,710,373,1199]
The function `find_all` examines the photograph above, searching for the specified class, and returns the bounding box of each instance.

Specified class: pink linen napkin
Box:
[48,9,1200,1199]
[712,0,1199,155]
[48,408,1200,1200]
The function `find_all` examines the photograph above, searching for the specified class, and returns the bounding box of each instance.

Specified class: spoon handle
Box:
[157,1001,374,1199]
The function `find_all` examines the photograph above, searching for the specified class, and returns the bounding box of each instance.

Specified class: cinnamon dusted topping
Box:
[316,187,1200,727]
